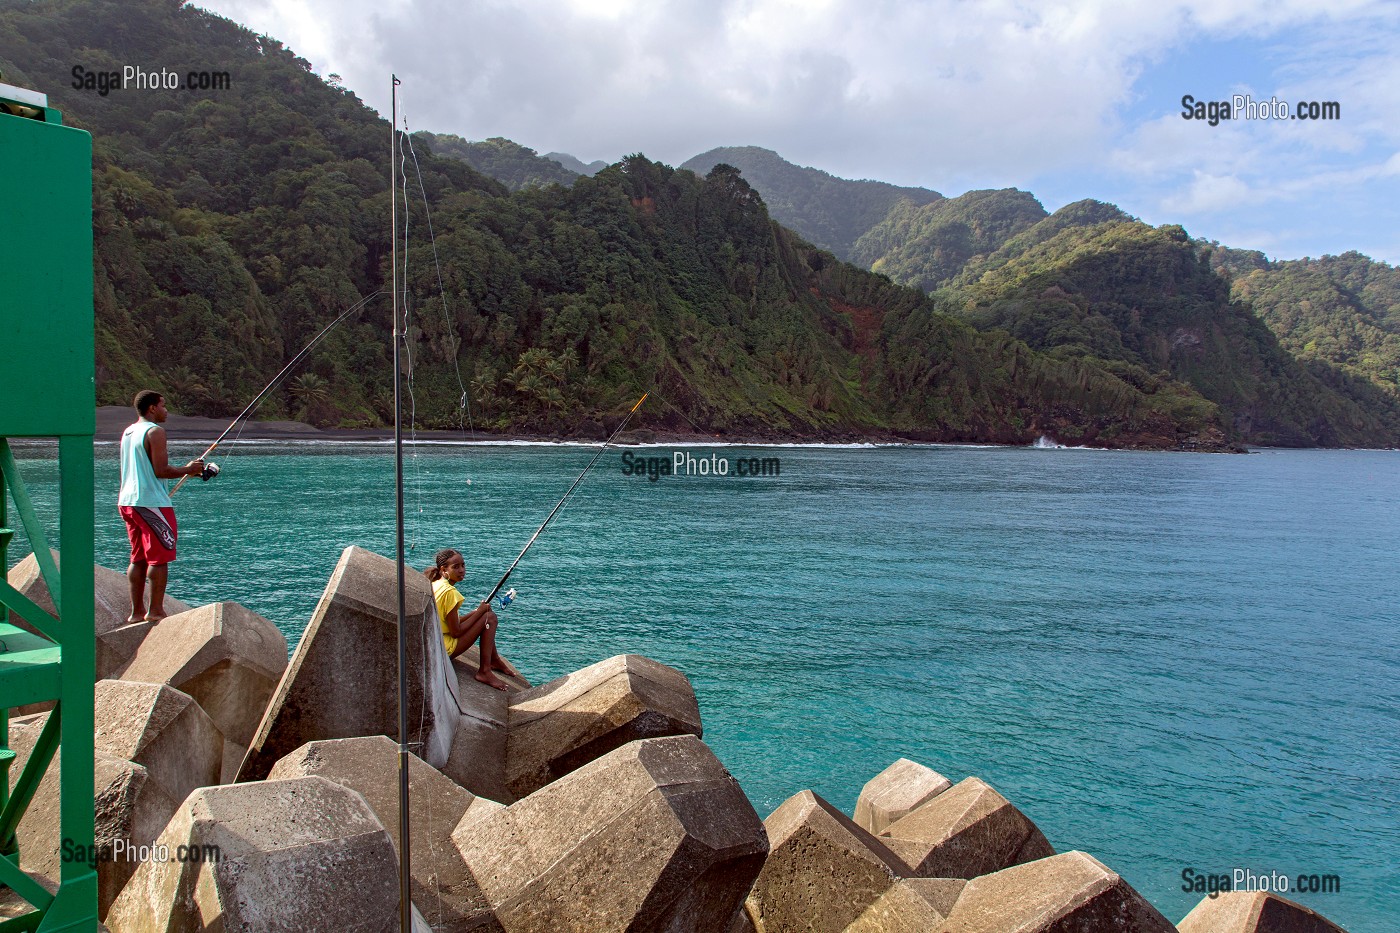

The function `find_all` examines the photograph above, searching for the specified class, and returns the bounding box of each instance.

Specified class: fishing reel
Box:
[200,461,221,482]
[496,588,518,610]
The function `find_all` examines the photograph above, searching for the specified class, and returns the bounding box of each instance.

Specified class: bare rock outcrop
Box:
[935,851,1175,932]
[878,776,1053,879]
[854,757,953,836]
[504,653,702,799]
[238,546,460,780]
[118,601,288,782]
[7,552,191,679]
[452,734,766,932]
[268,735,499,932]
[1177,890,1350,933]
[745,790,910,933]
[105,776,400,933]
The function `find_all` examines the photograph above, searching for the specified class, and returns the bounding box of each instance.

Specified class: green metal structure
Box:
[0,80,99,931]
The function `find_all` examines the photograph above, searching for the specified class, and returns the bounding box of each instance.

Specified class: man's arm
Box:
[145,427,204,479]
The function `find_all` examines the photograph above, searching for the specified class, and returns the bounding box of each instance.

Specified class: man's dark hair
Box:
[134,390,163,416]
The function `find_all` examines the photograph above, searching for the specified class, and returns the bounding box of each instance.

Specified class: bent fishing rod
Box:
[171,290,385,495]
[483,391,648,605]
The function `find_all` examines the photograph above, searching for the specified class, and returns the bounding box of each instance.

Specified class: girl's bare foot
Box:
[492,658,519,677]
[475,669,508,691]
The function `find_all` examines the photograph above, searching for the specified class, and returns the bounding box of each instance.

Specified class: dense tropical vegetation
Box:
[3,0,1395,447]
[681,146,943,261]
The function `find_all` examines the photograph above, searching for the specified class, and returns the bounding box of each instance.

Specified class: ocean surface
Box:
[6,440,1398,930]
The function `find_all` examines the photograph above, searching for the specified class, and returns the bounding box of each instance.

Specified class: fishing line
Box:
[402,123,477,446]
[170,289,384,495]
[397,120,426,554]
[483,392,648,605]
[645,388,713,437]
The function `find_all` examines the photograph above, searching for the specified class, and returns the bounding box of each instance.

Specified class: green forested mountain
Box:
[545,152,607,177]
[1205,247,1400,395]
[4,0,1389,447]
[851,189,1050,291]
[412,132,580,191]
[680,146,943,260]
[696,146,1400,444]
[943,221,1400,445]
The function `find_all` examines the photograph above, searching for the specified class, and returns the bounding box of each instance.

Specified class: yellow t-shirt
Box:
[432,577,466,655]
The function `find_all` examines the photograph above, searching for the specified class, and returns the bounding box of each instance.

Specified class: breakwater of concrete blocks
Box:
[4,546,1351,932]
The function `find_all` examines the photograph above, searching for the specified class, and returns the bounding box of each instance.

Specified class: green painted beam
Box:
[0,443,60,618]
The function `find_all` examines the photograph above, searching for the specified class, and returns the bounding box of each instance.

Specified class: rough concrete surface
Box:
[745,790,910,933]
[269,735,500,932]
[1177,890,1350,933]
[5,713,177,919]
[119,601,288,782]
[935,851,1176,933]
[879,776,1053,879]
[454,734,766,933]
[854,757,953,836]
[105,776,400,933]
[239,546,460,779]
[7,553,192,682]
[845,878,967,932]
[505,653,702,798]
[94,679,223,809]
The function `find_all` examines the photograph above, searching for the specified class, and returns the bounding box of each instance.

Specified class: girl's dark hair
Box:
[424,548,461,582]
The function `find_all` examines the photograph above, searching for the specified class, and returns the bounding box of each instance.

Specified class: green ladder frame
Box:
[0,81,98,931]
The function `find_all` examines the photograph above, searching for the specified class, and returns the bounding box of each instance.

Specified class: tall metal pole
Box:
[391,74,412,933]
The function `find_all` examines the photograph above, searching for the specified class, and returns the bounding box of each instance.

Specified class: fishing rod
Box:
[483,391,648,605]
[171,289,384,495]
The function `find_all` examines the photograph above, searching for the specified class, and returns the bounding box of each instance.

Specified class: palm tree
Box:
[290,372,330,424]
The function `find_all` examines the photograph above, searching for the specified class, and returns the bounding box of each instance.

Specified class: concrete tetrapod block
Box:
[239,546,461,779]
[105,775,400,933]
[745,790,911,933]
[7,552,192,680]
[846,878,968,932]
[933,851,1175,932]
[453,734,767,933]
[6,715,178,918]
[504,653,702,799]
[878,776,1053,879]
[440,655,525,803]
[95,679,224,807]
[118,601,289,783]
[854,757,954,836]
[1176,891,1350,933]
[268,735,501,933]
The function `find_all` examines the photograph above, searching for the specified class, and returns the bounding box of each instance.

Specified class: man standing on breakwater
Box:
[118,390,203,623]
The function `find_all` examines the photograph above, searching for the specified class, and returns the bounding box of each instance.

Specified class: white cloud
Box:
[1160,171,1251,215]
[191,0,1400,262]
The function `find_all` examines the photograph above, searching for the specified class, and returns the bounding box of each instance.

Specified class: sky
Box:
[193,0,1400,265]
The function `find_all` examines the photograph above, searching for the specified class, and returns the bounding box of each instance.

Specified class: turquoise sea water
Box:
[6,440,1398,930]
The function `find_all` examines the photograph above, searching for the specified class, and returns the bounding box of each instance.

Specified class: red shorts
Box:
[120,506,178,565]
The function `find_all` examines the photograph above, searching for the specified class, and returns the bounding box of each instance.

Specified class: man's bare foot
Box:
[125,615,144,625]
[143,614,166,624]
[474,670,509,691]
